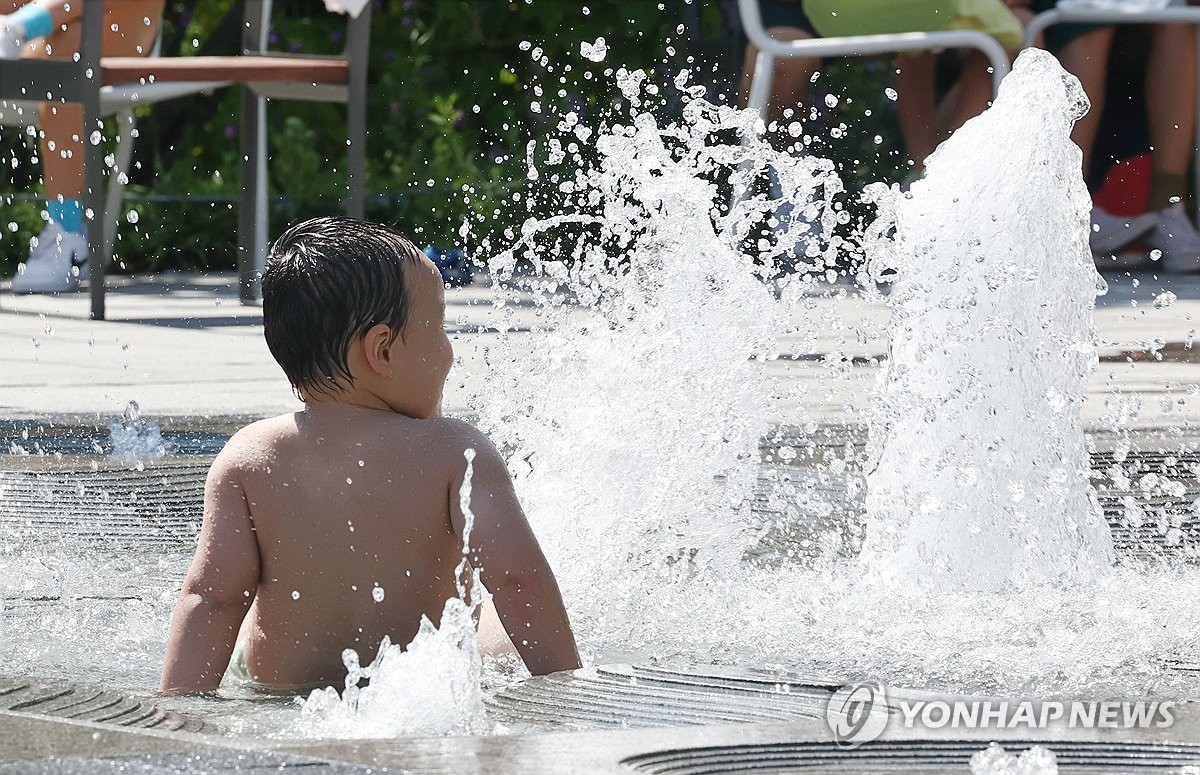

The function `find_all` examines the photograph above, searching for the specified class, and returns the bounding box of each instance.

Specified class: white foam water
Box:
[465,51,1200,697]
[108,400,171,463]
[861,49,1113,590]
[473,72,848,659]
[971,743,1058,775]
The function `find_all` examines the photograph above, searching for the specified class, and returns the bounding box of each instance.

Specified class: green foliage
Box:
[0,0,910,276]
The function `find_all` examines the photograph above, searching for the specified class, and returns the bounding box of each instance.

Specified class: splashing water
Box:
[861,49,1113,590]
[971,743,1058,775]
[466,52,1200,695]
[108,400,171,463]
[296,449,488,738]
[474,69,848,660]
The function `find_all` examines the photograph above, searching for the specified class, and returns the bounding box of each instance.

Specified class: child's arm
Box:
[159,450,260,694]
[450,432,581,675]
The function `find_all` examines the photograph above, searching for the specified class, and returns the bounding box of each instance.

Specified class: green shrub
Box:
[0,1,909,276]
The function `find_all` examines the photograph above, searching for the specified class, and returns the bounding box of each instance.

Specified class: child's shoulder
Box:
[212,414,296,468]
[420,416,502,456]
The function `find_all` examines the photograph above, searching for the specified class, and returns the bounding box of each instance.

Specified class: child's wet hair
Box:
[262,216,425,395]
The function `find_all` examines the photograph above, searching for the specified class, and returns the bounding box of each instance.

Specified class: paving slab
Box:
[2,269,1200,433]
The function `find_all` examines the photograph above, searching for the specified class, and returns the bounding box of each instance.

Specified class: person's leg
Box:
[1053,26,1158,257]
[1142,22,1200,270]
[895,52,937,174]
[10,1,161,292]
[1145,22,1195,211]
[738,27,820,151]
[1055,27,1115,174]
[937,51,995,138]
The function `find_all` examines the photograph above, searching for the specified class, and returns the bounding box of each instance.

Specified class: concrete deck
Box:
[2,269,1200,429]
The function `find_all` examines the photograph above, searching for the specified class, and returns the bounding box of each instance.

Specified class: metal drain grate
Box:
[3,445,1200,558]
[485,665,842,730]
[0,462,208,546]
[0,676,208,733]
[622,739,1200,773]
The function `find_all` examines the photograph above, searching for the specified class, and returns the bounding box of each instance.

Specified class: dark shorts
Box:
[759,0,817,34]
[1031,0,1108,51]
[723,0,818,38]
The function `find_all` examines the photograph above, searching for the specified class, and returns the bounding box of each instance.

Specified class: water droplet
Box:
[884,87,898,101]
[824,93,839,108]
[372,586,385,603]
[1150,249,1163,262]
[1154,291,1177,310]
[580,37,607,62]
[125,209,139,224]
[89,131,101,145]
[292,590,301,600]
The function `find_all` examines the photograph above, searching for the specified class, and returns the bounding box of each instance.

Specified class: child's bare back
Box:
[160,217,579,694]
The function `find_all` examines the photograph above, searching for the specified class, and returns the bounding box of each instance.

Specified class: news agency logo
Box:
[825,681,889,748]
[824,680,1178,748]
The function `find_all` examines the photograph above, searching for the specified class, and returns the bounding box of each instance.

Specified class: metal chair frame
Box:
[736,0,1011,121]
[1023,5,1200,227]
[0,0,370,318]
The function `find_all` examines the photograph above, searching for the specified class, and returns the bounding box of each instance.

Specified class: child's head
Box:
[263,217,449,408]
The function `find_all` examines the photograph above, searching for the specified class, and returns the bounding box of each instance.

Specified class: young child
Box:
[160,217,580,693]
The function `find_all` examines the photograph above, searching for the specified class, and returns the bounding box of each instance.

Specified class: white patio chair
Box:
[736,0,1011,121]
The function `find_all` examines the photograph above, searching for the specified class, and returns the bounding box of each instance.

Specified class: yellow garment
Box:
[801,0,1024,50]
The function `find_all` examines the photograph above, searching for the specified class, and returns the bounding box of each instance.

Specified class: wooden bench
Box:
[0,0,371,319]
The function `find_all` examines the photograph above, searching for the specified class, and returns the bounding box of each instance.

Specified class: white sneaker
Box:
[1089,206,1158,255]
[1148,204,1200,273]
[0,21,25,59]
[9,224,90,293]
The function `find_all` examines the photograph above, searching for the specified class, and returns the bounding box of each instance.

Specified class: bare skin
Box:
[3,0,163,199]
[160,257,581,693]
[737,26,821,151]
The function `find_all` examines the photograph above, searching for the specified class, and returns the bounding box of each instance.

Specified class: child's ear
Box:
[362,323,397,377]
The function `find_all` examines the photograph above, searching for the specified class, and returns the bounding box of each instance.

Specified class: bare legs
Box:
[1145,23,1196,209]
[1056,27,1114,175]
[738,26,820,150]
[5,1,162,203]
[895,51,1005,174]
[3,0,161,290]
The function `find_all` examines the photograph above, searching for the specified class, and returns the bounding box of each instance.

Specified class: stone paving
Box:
[3,268,1200,430]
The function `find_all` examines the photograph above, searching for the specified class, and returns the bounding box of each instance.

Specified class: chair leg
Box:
[346,90,366,220]
[84,101,106,320]
[238,88,268,304]
[102,110,136,269]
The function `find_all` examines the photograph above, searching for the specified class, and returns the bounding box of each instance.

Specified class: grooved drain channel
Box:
[485,665,842,730]
[622,739,1200,773]
[5,447,1200,557]
[0,676,208,733]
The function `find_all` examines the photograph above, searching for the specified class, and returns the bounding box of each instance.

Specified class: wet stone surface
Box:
[622,739,1200,773]
[485,665,842,731]
[7,429,1200,561]
[0,677,208,733]
[0,751,376,774]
